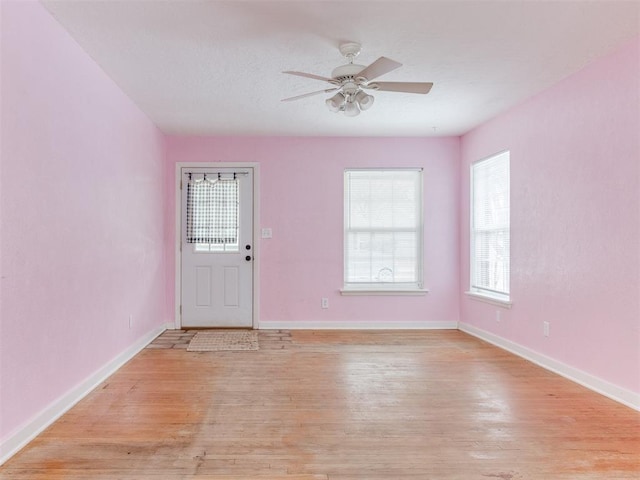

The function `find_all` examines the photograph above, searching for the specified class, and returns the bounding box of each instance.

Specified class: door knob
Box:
[245,255,252,261]
[245,244,251,250]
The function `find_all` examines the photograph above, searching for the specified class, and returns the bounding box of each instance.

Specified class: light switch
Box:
[261,228,273,239]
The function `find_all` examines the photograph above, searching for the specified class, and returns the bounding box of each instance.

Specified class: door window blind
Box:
[344,169,423,289]
[471,152,510,298]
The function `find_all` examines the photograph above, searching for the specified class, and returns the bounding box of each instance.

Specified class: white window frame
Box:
[467,151,511,307]
[341,168,427,296]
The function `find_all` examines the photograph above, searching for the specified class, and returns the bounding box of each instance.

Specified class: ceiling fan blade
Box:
[372,81,433,94]
[283,71,334,83]
[356,57,402,81]
[281,88,338,102]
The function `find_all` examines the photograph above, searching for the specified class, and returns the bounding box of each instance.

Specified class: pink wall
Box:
[0,1,168,440]
[166,136,461,325]
[460,38,640,394]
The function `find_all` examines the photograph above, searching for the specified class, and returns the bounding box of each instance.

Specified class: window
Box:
[186,174,240,252]
[343,169,424,293]
[470,151,510,303]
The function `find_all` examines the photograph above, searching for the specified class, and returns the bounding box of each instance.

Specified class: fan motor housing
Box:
[331,64,366,81]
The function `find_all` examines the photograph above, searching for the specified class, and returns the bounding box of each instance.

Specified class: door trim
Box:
[174,162,260,329]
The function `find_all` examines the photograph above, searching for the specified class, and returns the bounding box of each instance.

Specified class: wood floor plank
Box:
[1,330,638,479]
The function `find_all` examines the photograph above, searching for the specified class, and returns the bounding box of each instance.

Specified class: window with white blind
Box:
[343,169,425,294]
[469,151,510,303]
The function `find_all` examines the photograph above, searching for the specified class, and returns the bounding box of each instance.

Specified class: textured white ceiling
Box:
[41,0,639,137]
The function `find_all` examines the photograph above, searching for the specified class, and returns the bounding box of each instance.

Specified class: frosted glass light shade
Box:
[355,91,374,111]
[326,92,345,112]
[344,101,360,117]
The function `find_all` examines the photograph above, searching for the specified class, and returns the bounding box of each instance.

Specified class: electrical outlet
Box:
[321,298,329,309]
[261,228,273,239]
[129,314,133,329]
[543,321,550,337]
[496,310,501,323]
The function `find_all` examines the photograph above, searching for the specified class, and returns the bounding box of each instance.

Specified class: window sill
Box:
[465,291,512,308]
[341,288,429,296]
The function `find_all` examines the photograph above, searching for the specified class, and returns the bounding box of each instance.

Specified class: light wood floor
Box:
[1,330,638,479]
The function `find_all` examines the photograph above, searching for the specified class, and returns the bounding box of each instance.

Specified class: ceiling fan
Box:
[281,42,433,117]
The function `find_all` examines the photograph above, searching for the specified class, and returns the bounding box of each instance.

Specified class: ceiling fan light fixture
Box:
[283,42,433,118]
[343,100,360,117]
[355,91,375,111]
[326,92,345,112]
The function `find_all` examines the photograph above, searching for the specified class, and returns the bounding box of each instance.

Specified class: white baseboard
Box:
[258,320,459,330]
[458,322,640,411]
[0,323,170,466]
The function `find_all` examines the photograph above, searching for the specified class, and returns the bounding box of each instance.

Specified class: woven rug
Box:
[187,330,259,352]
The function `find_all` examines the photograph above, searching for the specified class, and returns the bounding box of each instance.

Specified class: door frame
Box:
[174,162,260,329]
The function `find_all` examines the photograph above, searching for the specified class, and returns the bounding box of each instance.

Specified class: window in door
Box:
[186,173,240,252]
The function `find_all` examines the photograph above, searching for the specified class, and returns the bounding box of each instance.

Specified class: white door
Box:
[180,168,253,328]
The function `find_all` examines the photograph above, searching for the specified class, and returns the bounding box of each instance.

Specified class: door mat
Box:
[187,330,259,352]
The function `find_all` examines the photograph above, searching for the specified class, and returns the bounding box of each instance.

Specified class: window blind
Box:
[471,152,510,298]
[344,169,423,289]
